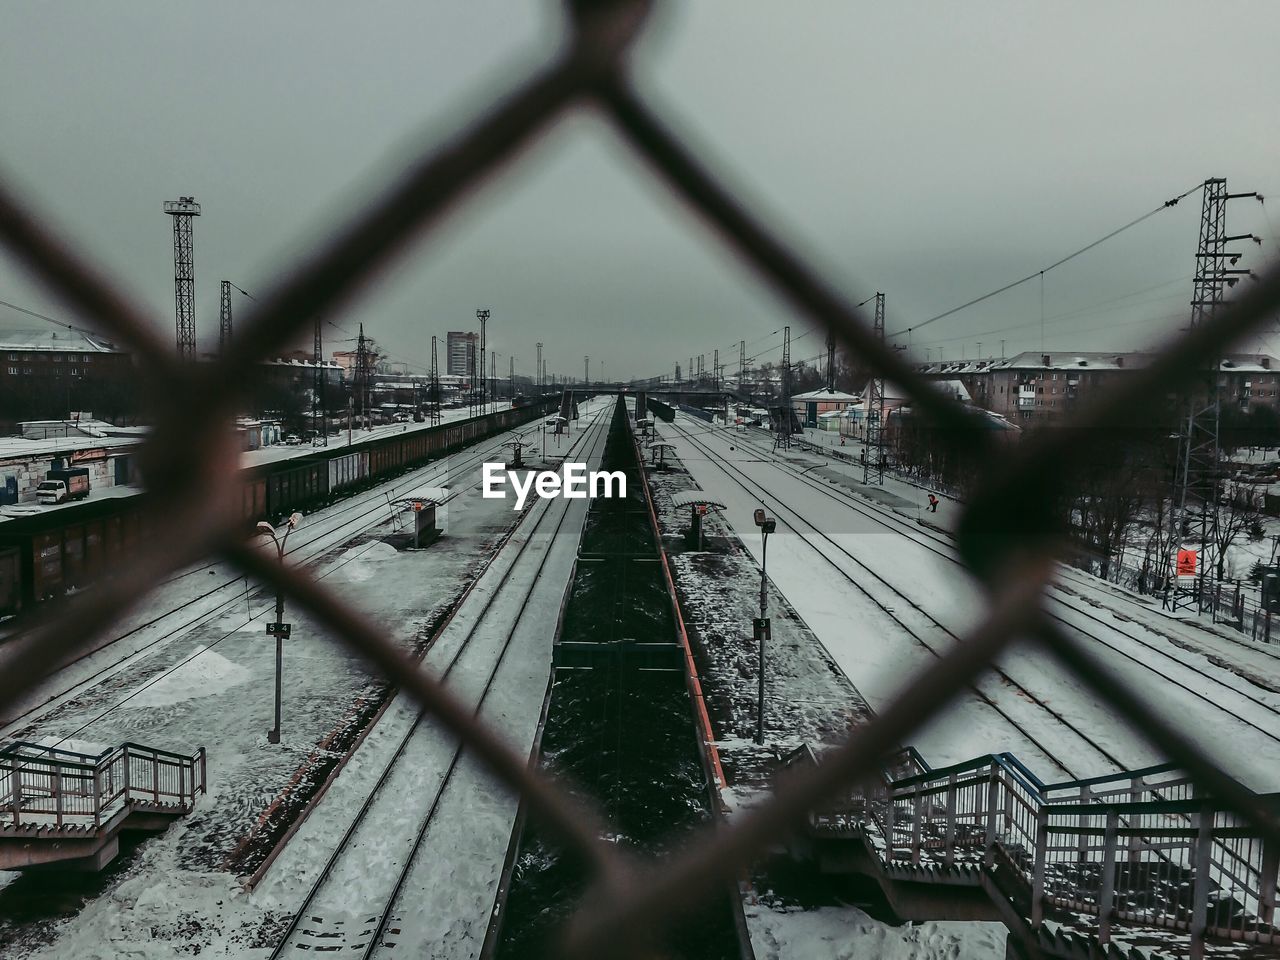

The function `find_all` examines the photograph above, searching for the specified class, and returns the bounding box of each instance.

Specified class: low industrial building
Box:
[917,351,1280,424]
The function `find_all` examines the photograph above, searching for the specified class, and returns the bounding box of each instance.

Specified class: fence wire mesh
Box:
[3,2,1280,957]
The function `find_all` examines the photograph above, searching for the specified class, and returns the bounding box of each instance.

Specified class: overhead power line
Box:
[887,181,1206,340]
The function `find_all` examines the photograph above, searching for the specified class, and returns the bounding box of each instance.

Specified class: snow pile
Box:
[127,649,252,708]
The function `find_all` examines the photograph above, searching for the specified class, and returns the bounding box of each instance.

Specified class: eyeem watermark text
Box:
[482,463,626,510]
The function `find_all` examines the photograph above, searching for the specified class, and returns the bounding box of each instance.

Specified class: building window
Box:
[70,367,79,375]
[51,354,62,362]
[6,354,15,361]
[6,367,15,375]
[83,354,92,363]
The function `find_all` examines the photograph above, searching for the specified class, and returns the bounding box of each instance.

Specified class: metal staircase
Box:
[785,745,1280,959]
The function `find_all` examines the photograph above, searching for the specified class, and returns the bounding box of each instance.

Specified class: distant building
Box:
[791,388,859,428]
[447,331,477,378]
[0,327,135,427]
[916,351,1280,424]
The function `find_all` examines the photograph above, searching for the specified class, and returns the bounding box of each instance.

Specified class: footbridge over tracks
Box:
[786,746,1280,960]
[0,740,206,870]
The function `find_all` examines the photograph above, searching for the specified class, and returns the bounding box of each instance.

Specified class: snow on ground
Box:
[0,403,609,959]
[745,905,1006,960]
[644,432,1006,960]
[658,415,1280,790]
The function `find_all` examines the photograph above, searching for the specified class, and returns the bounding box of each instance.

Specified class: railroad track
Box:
[265,409,610,959]
[775,428,1280,670]
[703,423,1280,746]
[666,417,1204,780]
[0,411,589,736]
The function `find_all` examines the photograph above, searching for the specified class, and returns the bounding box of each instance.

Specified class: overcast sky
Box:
[3,2,1279,380]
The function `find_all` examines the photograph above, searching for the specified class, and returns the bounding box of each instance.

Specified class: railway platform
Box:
[0,740,206,871]
[258,405,612,959]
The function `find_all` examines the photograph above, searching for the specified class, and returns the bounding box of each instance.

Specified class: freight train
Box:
[0,402,555,618]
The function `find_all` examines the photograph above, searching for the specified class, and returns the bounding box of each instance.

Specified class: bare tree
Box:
[1211,481,1264,580]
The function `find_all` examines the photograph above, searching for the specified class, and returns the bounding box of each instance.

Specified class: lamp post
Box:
[753,507,776,745]
[258,512,302,744]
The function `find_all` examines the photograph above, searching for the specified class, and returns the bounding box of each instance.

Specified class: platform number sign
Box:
[1175,549,1197,578]
[266,622,292,639]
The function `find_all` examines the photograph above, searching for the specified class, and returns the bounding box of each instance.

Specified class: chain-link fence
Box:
[3,2,1279,957]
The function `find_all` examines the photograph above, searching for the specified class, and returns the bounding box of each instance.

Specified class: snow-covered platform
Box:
[256,408,612,958]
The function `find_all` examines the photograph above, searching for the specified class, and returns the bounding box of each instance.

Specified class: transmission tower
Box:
[536,342,543,392]
[1170,178,1259,612]
[826,329,836,392]
[355,323,371,429]
[584,355,590,383]
[864,293,886,485]
[713,349,719,391]
[739,340,746,387]
[313,317,327,445]
[163,197,201,360]
[778,325,792,449]
[429,336,442,425]
[218,281,233,355]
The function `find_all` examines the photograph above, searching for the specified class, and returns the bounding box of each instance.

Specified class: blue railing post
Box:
[1259,836,1279,928]
[1189,804,1213,960]
[984,763,1001,867]
[911,783,923,865]
[1098,809,1118,944]
[944,772,957,866]
[1031,807,1049,928]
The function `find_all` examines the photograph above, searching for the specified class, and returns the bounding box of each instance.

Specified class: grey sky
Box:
[2,2,1279,381]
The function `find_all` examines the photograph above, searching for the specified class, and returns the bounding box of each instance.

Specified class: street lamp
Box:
[752,507,776,746]
[258,512,302,744]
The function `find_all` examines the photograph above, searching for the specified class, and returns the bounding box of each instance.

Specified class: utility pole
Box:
[826,329,836,392]
[476,309,490,414]
[490,350,496,407]
[739,339,746,388]
[864,293,886,484]
[779,325,792,449]
[509,355,514,399]
[218,281,233,355]
[1170,178,1260,613]
[752,509,776,745]
[259,513,301,745]
[164,197,200,361]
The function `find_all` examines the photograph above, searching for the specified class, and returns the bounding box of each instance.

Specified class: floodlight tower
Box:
[536,342,543,392]
[218,280,233,355]
[476,309,490,413]
[164,197,201,360]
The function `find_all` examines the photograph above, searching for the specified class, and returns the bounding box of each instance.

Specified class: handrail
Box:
[810,745,1280,955]
[0,739,205,831]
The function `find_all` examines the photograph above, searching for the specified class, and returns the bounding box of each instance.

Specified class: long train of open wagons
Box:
[0,400,558,618]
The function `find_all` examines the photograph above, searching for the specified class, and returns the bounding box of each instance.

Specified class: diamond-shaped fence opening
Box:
[3,3,1279,958]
